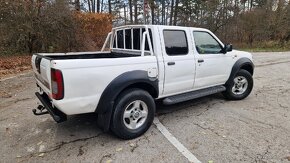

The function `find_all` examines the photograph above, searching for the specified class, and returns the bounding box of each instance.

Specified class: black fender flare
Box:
[226,58,254,86]
[96,70,158,131]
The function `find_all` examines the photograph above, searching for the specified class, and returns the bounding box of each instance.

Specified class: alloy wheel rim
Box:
[232,76,248,95]
[123,100,148,130]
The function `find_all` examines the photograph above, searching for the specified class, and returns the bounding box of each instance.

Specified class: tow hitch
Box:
[33,105,49,115]
[33,92,67,123]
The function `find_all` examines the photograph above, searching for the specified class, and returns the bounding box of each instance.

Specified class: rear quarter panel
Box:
[51,56,158,115]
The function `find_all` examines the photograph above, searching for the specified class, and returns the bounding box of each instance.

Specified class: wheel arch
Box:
[226,58,254,85]
[96,70,158,131]
[123,82,158,98]
[240,64,254,75]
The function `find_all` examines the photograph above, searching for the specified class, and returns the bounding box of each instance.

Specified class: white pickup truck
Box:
[32,25,254,139]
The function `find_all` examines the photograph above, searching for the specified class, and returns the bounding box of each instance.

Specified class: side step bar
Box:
[34,92,67,123]
[163,85,226,105]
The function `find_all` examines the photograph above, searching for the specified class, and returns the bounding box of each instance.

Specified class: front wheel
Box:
[110,88,155,139]
[223,69,253,100]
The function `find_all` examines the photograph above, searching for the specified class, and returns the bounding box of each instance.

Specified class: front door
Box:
[192,30,233,89]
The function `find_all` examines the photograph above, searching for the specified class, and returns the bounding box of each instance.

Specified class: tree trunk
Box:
[75,0,80,11]
[173,0,179,25]
[97,0,100,13]
[169,0,174,25]
[88,0,91,12]
[149,0,154,24]
[108,0,111,14]
[165,1,169,25]
[101,0,104,12]
[92,0,95,13]
[124,4,127,25]
[134,0,138,23]
[129,0,133,24]
[162,0,165,25]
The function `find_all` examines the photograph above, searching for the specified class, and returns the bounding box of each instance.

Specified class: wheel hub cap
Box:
[123,100,148,130]
[232,76,248,95]
[133,111,140,119]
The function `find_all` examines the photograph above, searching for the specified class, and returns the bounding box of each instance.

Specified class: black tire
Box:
[223,69,253,100]
[110,88,155,140]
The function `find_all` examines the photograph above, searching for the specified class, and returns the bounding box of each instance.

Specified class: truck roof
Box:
[112,25,207,31]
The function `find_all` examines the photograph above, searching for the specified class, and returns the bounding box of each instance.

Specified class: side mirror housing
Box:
[223,44,233,53]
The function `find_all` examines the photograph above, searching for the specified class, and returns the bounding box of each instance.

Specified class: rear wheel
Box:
[110,88,155,139]
[223,69,253,100]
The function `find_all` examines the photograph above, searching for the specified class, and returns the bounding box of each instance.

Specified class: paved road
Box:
[0,52,290,163]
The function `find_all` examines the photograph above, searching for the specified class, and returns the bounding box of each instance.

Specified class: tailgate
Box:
[31,54,51,95]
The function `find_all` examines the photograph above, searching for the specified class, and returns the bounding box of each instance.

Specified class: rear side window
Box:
[163,30,188,55]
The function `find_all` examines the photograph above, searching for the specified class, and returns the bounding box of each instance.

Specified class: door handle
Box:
[198,59,204,63]
[167,62,175,66]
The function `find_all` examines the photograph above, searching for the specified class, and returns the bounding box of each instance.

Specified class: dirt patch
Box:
[0,55,32,79]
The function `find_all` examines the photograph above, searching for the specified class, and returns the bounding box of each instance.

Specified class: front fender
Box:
[226,58,254,85]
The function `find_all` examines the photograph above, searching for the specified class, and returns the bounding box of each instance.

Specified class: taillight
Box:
[51,68,64,100]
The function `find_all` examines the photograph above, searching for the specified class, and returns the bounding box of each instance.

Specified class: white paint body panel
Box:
[31,25,253,115]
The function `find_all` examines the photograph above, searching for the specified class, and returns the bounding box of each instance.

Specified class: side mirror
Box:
[223,44,233,53]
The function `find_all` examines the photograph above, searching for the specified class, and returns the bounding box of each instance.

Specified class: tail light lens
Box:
[51,68,64,100]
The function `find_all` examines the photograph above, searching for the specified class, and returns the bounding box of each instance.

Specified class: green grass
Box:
[237,47,290,52]
[234,41,290,52]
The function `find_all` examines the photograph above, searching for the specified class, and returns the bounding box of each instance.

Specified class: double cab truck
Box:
[32,25,254,139]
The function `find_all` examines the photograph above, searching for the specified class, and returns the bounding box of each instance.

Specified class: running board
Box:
[163,85,226,105]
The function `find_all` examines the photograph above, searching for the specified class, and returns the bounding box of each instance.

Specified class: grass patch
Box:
[234,41,290,52]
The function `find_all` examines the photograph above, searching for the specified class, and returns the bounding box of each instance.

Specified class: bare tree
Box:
[133,0,138,23]
[173,0,179,25]
[169,0,174,25]
[108,0,111,14]
[129,0,133,23]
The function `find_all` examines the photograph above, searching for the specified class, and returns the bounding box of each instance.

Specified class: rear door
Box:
[159,26,195,96]
[192,30,233,89]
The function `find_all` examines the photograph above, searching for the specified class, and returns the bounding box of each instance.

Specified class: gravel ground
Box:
[0,52,290,163]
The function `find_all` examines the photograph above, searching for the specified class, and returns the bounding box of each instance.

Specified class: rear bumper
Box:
[34,92,67,123]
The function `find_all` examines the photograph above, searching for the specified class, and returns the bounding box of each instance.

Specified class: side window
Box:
[117,30,124,49]
[163,30,188,55]
[193,31,222,54]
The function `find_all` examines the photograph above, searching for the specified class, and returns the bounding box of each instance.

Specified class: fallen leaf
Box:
[116,147,122,152]
[38,153,45,157]
[208,160,213,163]
[37,141,43,146]
[106,159,113,163]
